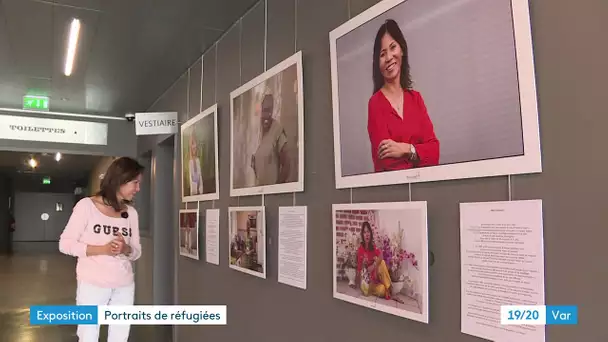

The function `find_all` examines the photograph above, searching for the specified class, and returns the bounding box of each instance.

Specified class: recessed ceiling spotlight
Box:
[55,152,62,161]
[29,158,38,168]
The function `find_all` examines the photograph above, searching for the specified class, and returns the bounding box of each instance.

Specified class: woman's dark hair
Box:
[372,19,412,94]
[97,157,144,212]
[360,221,375,251]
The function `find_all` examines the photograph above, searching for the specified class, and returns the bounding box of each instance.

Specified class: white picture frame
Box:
[229,51,305,197]
[228,206,267,279]
[332,201,429,323]
[329,0,541,189]
[181,104,219,202]
[179,208,200,260]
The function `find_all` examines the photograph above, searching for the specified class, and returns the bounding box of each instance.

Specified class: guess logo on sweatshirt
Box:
[93,224,132,237]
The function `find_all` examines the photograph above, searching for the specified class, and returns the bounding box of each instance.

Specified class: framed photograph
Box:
[333,201,429,323]
[329,0,541,189]
[230,51,304,197]
[179,209,200,260]
[228,206,266,279]
[181,104,219,202]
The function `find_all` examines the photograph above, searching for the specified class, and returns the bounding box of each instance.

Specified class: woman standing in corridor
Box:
[59,156,144,342]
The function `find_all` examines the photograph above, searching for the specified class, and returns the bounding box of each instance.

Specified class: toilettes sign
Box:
[135,112,178,135]
[0,114,108,145]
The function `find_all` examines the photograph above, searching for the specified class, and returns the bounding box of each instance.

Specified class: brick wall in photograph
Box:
[335,209,377,279]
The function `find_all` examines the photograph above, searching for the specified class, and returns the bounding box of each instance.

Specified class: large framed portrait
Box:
[228,206,266,279]
[180,104,219,202]
[230,51,304,197]
[333,201,429,323]
[329,0,541,189]
[179,209,200,260]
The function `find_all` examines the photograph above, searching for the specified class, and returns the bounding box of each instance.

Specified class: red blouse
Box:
[357,245,381,282]
[367,89,440,172]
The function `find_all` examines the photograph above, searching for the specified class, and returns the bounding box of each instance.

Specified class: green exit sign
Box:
[42,177,51,185]
[23,95,49,111]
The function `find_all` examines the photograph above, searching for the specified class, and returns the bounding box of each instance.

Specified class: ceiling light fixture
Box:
[29,158,38,168]
[55,152,62,161]
[64,18,81,76]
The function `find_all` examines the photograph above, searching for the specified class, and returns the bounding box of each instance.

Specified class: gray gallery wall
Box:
[138,0,607,341]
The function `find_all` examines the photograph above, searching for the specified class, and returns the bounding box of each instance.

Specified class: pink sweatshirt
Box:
[59,197,142,288]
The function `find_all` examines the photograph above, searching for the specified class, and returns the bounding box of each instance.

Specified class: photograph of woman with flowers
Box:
[228,207,266,279]
[333,202,429,323]
[179,209,199,260]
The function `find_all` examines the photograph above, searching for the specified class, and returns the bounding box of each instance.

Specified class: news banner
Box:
[30,305,227,325]
[500,305,578,325]
[29,304,577,326]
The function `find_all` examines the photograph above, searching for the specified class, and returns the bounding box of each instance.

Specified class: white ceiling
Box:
[0,0,258,117]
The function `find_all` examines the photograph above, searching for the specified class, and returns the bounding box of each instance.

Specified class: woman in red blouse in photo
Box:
[356,221,394,301]
[367,19,440,172]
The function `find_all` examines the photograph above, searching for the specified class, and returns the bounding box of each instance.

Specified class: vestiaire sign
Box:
[134,112,178,135]
[0,114,108,145]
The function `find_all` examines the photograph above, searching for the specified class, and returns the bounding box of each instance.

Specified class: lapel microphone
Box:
[121,212,129,219]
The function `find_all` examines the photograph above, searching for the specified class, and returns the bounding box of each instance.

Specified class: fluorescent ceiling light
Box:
[55,152,62,161]
[64,18,81,76]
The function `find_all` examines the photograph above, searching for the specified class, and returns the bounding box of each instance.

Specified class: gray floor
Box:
[0,252,164,342]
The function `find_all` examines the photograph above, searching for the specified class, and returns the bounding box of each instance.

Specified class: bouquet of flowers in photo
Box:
[339,231,359,270]
[337,231,360,286]
[378,225,419,282]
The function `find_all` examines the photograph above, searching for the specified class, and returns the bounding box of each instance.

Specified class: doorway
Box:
[151,137,175,305]
[0,150,107,254]
[13,192,75,252]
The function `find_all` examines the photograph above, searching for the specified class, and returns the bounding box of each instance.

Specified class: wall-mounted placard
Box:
[135,111,178,136]
[0,114,108,145]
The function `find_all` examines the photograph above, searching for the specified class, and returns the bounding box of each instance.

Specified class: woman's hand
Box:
[85,242,114,256]
[101,241,114,255]
[110,234,131,256]
[109,238,122,255]
[369,255,381,272]
[378,139,410,159]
